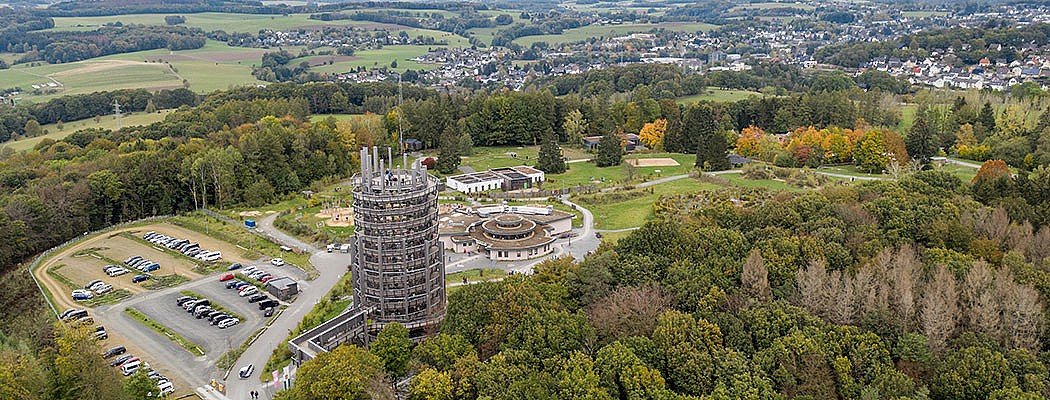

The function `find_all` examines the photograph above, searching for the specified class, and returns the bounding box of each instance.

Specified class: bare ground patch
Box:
[627,158,681,167]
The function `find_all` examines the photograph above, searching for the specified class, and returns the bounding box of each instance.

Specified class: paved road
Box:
[947,158,982,169]
[223,214,351,400]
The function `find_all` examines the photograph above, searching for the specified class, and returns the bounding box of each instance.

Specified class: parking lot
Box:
[35,220,310,395]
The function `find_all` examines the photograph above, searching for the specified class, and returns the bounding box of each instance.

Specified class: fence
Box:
[486,184,599,199]
[26,215,172,318]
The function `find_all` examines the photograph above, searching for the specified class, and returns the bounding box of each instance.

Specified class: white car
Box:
[203,251,222,262]
[106,267,129,277]
[157,380,174,396]
[239,286,258,297]
[270,258,284,266]
[218,318,239,329]
[94,284,113,295]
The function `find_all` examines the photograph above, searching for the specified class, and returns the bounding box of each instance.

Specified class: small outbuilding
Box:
[266,277,299,300]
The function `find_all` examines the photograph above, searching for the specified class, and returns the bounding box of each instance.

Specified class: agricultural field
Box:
[513,22,718,47]
[2,110,173,153]
[306,45,448,74]
[677,89,769,104]
[0,40,271,102]
[728,2,816,11]
[51,12,421,34]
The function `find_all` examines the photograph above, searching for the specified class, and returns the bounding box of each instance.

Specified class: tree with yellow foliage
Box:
[639,119,668,151]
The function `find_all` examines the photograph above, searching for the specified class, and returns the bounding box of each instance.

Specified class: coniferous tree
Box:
[595,130,623,167]
[435,125,461,174]
[536,131,566,174]
[685,104,729,170]
[906,116,937,166]
[979,102,997,134]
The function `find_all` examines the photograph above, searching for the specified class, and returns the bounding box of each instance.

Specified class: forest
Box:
[2,24,207,64]
[276,169,1050,400]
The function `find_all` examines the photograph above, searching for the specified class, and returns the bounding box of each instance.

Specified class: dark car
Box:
[228,263,243,271]
[212,315,231,325]
[102,346,126,358]
[248,294,267,303]
[263,307,274,317]
[132,274,150,283]
[258,299,278,310]
[226,280,242,289]
[176,296,195,306]
[234,282,251,291]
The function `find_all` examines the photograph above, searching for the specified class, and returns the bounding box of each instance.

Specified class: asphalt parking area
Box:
[132,285,266,356]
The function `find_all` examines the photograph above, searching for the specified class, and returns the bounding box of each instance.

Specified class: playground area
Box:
[315,207,354,227]
[626,158,681,167]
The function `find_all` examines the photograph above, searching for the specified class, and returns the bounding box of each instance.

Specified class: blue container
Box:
[245,219,256,228]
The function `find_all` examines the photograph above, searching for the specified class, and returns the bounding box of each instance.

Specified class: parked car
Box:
[72,291,94,301]
[63,309,88,321]
[218,318,239,329]
[258,300,279,309]
[94,284,113,295]
[212,315,231,325]
[226,280,243,289]
[203,252,222,262]
[89,281,107,292]
[110,354,133,367]
[241,266,258,275]
[228,263,243,271]
[233,282,251,291]
[248,294,267,303]
[260,275,274,283]
[219,273,234,281]
[239,286,258,297]
[132,275,150,283]
[158,380,175,396]
[176,296,195,306]
[95,329,108,340]
[125,255,142,265]
[59,308,79,320]
[84,280,103,290]
[185,249,201,258]
[263,307,274,317]
[238,364,254,379]
[102,346,126,358]
[279,245,292,252]
[142,263,160,273]
[270,258,285,266]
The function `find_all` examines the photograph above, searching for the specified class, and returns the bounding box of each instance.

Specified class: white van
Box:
[203,251,222,262]
[121,360,141,376]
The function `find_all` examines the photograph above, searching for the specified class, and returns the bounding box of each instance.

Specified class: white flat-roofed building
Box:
[446,165,545,194]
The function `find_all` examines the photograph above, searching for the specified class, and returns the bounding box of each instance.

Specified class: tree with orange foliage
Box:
[639,119,668,151]
[972,159,1011,183]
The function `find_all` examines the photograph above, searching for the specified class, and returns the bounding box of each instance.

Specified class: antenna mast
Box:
[112,100,123,131]
[398,74,406,168]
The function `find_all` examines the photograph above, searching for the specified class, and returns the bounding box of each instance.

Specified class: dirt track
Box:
[35,222,251,313]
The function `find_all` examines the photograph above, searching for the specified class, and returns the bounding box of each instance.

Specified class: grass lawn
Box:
[168,61,266,93]
[898,103,918,131]
[513,22,718,47]
[936,163,978,182]
[2,110,173,153]
[581,178,719,230]
[446,268,507,284]
[308,45,445,74]
[170,212,315,278]
[677,89,767,104]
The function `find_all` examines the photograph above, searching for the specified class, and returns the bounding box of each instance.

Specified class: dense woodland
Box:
[277,171,1050,400]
